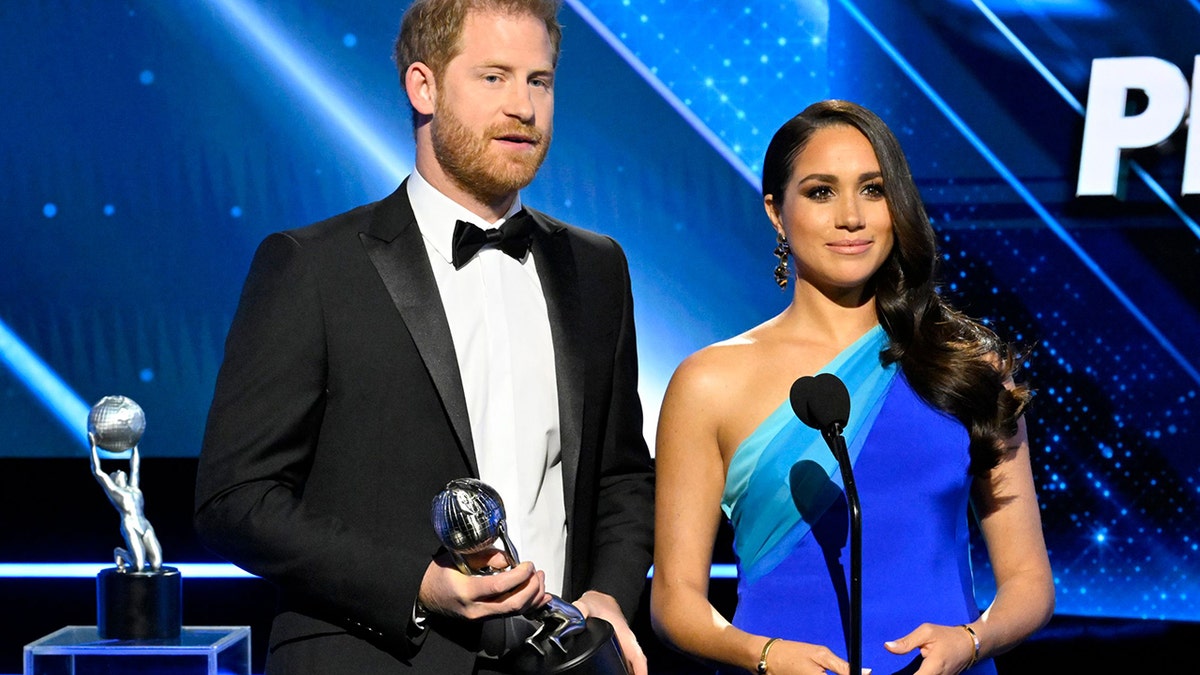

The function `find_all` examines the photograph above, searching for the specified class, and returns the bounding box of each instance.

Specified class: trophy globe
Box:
[88,396,146,453]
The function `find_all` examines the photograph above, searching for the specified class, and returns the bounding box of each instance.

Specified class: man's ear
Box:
[405,62,437,116]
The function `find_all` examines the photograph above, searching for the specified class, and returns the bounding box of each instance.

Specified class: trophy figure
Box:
[431,478,628,674]
[88,395,182,640]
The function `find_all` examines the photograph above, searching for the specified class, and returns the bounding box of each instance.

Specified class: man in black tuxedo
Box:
[193,1,654,672]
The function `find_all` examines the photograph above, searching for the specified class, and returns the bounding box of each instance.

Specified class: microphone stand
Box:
[822,422,861,675]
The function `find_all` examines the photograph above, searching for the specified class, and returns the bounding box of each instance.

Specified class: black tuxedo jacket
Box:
[194,184,655,673]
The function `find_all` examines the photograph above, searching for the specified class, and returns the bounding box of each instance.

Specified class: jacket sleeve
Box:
[193,232,431,650]
[583,240,656,619]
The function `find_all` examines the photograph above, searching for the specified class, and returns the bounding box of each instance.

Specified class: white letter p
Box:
[1077,57,1188,197]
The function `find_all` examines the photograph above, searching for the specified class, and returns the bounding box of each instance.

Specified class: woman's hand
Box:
[884,623,977,674]
[765,638,858,675]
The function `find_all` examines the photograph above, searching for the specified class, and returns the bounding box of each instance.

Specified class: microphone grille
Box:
[789,376,821,429]
[789,373,851,430]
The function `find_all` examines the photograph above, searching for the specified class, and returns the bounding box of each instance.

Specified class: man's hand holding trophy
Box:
[430,478,628,674]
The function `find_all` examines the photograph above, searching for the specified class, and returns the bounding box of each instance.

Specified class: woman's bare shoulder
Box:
[666,325,779,405]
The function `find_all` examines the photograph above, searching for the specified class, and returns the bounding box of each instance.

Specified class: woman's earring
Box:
[773,234,790,289]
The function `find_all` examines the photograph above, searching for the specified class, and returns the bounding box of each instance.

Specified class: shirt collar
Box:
[407,169,525,266]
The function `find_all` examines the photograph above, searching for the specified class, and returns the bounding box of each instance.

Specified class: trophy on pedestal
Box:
[431,478,628,674]
[88,395,182,640]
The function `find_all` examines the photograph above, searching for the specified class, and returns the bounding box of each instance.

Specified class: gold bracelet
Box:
[960,624,981,669]
[756,637,780,675]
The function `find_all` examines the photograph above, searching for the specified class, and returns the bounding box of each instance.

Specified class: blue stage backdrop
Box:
[1,1,1196,623]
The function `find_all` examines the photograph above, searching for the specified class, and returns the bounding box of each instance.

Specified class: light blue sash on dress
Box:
[721,325,898,583]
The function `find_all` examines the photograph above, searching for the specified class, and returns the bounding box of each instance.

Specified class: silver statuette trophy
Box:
[88,395,182,640]
[431,478,627,674]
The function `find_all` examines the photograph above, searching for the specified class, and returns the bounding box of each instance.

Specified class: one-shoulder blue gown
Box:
[721,326,995,675]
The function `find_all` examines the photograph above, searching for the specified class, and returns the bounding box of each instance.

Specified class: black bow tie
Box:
[450,210,535,270]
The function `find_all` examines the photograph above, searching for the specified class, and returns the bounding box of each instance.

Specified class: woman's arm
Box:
[650,354,850,675]
[969,416,1056,658]
[650,354,754,668]
[885,416,1054,674]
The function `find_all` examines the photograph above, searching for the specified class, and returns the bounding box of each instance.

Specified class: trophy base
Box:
[97,566,182,640]
[502,617,627,675]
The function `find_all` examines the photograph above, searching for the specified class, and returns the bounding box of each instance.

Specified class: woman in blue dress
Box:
[650,100,1054,675]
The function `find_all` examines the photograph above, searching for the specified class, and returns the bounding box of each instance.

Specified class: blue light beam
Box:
[0,318,90,452]
[563,0,761,189]
[0,562,741,580]
[204,0,411,184]
[0,563,256,579]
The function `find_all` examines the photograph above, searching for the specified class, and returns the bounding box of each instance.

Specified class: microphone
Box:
[789,373,861,675]
[790,372,851,432]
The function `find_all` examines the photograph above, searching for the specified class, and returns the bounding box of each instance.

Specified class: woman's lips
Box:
[827,239,872,254]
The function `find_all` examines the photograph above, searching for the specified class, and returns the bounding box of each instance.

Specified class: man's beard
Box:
[431,98,551,205]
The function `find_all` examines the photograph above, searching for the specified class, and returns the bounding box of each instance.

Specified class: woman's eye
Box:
[804,185,833,200]
[863,182,886,198]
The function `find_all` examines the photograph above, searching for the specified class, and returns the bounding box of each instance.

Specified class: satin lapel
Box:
[529,212,584,515]
[359,185,478,476]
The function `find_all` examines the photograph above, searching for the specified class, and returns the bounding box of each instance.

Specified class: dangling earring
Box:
[773,233,790,289]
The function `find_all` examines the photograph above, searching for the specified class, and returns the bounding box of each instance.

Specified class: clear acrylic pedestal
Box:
[23,625,250,675]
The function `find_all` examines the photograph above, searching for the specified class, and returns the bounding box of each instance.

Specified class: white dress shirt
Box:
[407,171,567,595]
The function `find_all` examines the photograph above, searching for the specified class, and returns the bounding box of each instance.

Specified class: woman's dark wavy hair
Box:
[762,100,1033,476]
